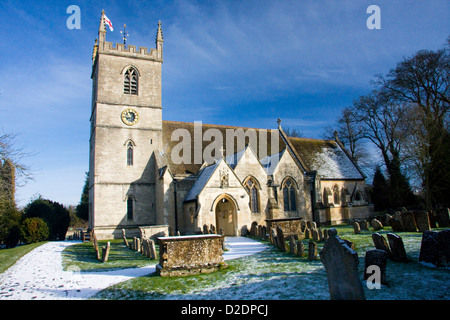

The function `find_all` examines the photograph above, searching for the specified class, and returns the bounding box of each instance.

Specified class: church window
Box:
[124,67,138,95]
[282,178,297,212]
[127,196,134,220]
[126,141,134,166]
[244,177,259,213]
[333,185,340,205]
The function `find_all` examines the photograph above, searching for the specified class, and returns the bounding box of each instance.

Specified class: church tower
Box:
[89,11,163,239]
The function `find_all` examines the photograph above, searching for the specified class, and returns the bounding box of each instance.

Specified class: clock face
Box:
[121,108,139,126]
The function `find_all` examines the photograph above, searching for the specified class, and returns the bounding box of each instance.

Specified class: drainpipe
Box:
[173,179,178,234]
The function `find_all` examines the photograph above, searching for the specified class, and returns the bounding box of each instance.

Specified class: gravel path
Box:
[0,237,266,300]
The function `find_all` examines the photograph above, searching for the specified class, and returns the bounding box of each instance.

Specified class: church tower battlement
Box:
[89,10,164,239]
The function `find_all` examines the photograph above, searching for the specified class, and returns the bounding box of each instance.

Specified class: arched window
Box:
[244,177,259,213]
[124,67,138,95]
[333,185,340,205]
[282,178,297,212]
[127,196,134,220]
[126,141,134,166]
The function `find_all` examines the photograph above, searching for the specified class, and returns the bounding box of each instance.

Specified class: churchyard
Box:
[60,219,450,300]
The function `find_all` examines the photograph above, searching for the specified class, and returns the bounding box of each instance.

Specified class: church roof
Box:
[161,120,364,180]
[287,137,365,180]
[184,161,219,202]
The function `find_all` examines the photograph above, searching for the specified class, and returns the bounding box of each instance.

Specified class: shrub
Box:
[23,196,70,240]
[0,203,22,248]
[20,217,49,244]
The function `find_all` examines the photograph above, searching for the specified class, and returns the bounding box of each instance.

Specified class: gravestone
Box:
[364,249,387,284]
[101,241,111,262]
[372,233,391,258]
[414,211,431,232]
[318,228,324,242]
[323,229,329,241]
[296,241,305,257]
[387,233,409,262]
[250,222,258,237]
[300,220,306,232]
[289,237,297,255]
[304,227,311,239]
[312,228,320,242]
[276,226,286,252]
[360,220,369,231]
[149,239,157,259]
[371,219,383,231]
[308,241,317,261]
[122,229,129,247]
[436,208,450,227]
[319,228,366,300]
[401,211,418,232]
[353,221,361,234]
[436,229,450,267]
[389,217,404,232]
[306,221,313,229]
[419,230,438,265]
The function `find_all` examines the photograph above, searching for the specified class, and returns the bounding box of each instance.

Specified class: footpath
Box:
[0,237,266,300]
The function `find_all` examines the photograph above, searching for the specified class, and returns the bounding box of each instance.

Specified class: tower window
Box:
[124,67,138,95]
[127,196,134,220]
[282,178,297,212]
[127,141,134,165]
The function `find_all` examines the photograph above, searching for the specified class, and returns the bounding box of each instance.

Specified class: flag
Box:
[104,14,113,31]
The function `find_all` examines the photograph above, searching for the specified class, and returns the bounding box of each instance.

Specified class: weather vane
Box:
[120,24,129,47]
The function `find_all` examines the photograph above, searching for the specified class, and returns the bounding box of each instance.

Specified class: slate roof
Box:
[160,120,365,181]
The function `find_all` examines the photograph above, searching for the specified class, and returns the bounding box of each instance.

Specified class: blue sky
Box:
[0,0,448,207]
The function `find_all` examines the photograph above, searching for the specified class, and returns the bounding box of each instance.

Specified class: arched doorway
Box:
[215,195,237,236]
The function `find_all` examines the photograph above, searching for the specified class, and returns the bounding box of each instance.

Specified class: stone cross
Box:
[319,228,366,300]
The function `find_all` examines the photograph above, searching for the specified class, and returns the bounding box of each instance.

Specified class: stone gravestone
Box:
[276,226,286,252]
[419,230,438,265]
[308,241,317,261]
[371,219,383,231]
[387,233,409,262]
[312,228,320,242]
[401,211,418,232]
[101,241,111,262]
[364,249,387,285]
[353,221,361,234]
[122,229,129,247]
[414,211,431,232]
[319,228,366,300]
[296,241,305,257]
[389,217,404,232]
[436,229,450,267]
[250,222,258,237]
[323,229,329,242]
[372,233,392,258]
[300,220,306,232]
[304,227,311,239]
[436,208,450,227]
[360,220,369,231]
[289,237,297,255]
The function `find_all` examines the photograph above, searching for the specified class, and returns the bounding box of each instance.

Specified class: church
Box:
[89,12,373,239]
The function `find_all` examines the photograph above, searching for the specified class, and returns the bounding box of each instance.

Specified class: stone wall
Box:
[265,217,303,237]
[317,205,374,225]
[156,234,225,277]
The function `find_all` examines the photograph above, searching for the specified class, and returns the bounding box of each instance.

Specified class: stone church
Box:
[89,12,373,239]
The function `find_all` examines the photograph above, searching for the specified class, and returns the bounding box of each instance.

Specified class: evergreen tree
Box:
[76,172,89,221]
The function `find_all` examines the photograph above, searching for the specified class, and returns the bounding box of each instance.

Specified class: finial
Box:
[156,20,163,42]
[277,118,282,128]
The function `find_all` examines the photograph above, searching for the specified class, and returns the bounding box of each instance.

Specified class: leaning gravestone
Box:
[276,226,286,252]
[308,241,317,261]
[419,230,438,265]
[296,241,305,257]
[387,233,409,262]
[372,233,392,258]
[414,211,431,232]
[371,219,383,231]
[353,221,361,234]
[401,211,418,232]
[122,229,129,247]
[319,228,366,300]
[101,241,111,262]
[289,237,297,255]
[364,249,387,285]
[436,208,450,227]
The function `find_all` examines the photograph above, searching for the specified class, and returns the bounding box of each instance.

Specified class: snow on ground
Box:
[0,237,267,300]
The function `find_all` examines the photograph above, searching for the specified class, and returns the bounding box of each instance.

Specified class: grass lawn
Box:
[0,242,47,274]
[62,239,159,272]
[86,224,450,300]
